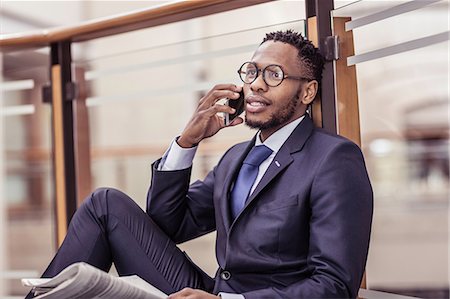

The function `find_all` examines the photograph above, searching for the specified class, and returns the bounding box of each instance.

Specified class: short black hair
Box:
[261,29,325,84]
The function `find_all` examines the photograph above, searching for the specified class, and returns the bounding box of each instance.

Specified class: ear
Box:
[298,80,319,105]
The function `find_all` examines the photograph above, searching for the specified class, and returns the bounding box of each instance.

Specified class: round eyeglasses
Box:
[237,61,311,87]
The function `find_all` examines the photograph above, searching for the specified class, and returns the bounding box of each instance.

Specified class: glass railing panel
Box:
[333,0,448,58]
[73,3,306,276]
[74,23,306,206]
[333,1,449,297]
[1,47,55,297]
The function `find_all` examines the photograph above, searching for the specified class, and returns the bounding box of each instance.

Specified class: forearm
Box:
[147,161,193,239]
[158,137,198,171]
[147,159,217,243]
[146,137,198,237]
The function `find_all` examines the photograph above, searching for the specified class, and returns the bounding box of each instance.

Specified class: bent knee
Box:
[80,187,133,215]
[91,187,126,201]
[90,188,144,216]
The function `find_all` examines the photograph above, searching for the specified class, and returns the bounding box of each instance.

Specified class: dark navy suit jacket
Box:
[147,115,373,298]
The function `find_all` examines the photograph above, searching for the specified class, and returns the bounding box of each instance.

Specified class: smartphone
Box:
[224,90,245,126]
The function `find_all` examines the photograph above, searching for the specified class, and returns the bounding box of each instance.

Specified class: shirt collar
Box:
[254,115,306,154]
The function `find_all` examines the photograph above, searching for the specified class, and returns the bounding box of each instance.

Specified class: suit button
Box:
[220,270,231,280]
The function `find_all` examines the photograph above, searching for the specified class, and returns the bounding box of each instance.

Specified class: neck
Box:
[259,113,306,142]
[259,128,277,142]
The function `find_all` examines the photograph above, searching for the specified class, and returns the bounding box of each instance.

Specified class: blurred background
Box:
[0,0,449,298]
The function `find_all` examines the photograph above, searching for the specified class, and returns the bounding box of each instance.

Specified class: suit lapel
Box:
[239,115,315,219]
[245,147,293,204]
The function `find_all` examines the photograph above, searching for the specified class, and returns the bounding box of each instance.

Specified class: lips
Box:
[246,95,270,113]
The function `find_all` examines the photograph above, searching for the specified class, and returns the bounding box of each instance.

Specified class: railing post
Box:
[49,41,77,247]
[333,17,361,146]
[305,0,337,133]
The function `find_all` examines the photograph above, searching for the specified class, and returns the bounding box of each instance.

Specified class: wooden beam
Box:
[334,17,361,146]
[50,42,77,247]
[51,64,68,247]
[0,0,271,52]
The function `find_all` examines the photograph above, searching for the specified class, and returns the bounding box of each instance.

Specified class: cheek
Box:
[271,90,298,106]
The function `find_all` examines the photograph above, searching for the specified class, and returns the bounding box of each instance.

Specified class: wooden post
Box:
[50,41,77,247]
[333,17,361,146]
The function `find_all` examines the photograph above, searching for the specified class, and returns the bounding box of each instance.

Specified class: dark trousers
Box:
[26,188,214,298]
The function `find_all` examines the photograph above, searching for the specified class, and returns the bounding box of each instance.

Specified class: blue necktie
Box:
[230,145,273,219]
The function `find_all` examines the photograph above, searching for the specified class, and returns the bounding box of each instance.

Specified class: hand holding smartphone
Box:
[224,90,245,126]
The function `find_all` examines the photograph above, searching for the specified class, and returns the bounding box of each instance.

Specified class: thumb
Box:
[227,116,244,127]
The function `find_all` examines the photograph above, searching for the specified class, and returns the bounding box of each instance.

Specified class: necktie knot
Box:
[243,145,273,166]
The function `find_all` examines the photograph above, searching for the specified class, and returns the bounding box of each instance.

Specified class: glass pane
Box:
[334,0,448,55]
[73,2,306,276]
[333,1,449,298]
[1,47,55,297]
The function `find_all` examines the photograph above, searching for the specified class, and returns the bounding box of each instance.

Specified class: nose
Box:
[250,71,269,93]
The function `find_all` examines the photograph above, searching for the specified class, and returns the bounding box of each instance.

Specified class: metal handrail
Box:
[0,0,271,52]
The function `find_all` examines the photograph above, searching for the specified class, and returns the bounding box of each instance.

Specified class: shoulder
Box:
[302,128,366,167]
[310,127,362,152]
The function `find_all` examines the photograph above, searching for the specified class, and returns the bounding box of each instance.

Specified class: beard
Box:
[245,95,299,131]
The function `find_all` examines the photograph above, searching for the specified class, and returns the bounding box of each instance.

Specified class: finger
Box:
[200,83,241,104]
[228,116,244,127]
[218,115,243,128]
[202,84,236,101]
[203,103,236,117]
[200,90,241,108]
[210,83,241,92]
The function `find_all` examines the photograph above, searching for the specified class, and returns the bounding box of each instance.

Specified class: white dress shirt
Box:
[157,115,305,298]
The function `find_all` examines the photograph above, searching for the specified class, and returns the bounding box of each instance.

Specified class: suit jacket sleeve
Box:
[242,141,373,299]
[146,159,217,243]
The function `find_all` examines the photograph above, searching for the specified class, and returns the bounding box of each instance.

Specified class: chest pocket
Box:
[257,194,299,212]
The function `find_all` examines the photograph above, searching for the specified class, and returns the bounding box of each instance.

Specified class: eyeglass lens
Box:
[239,62,285,87]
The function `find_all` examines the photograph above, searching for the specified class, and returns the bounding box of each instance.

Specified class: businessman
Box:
[32,30,373,299]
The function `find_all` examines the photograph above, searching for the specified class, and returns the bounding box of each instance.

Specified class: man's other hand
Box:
[168,287,220,299]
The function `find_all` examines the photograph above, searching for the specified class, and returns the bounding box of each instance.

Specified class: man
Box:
[32,30,373,299]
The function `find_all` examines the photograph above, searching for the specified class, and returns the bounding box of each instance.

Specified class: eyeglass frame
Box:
[237,61,313,87]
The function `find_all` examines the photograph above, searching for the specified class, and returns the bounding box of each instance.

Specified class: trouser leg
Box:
[38,188,213,295]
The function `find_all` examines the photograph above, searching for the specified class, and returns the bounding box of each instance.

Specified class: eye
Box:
[268,70,281,79]
[245,68,257,77]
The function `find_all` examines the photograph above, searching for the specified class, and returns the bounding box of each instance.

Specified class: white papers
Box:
[22,262,167,299]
